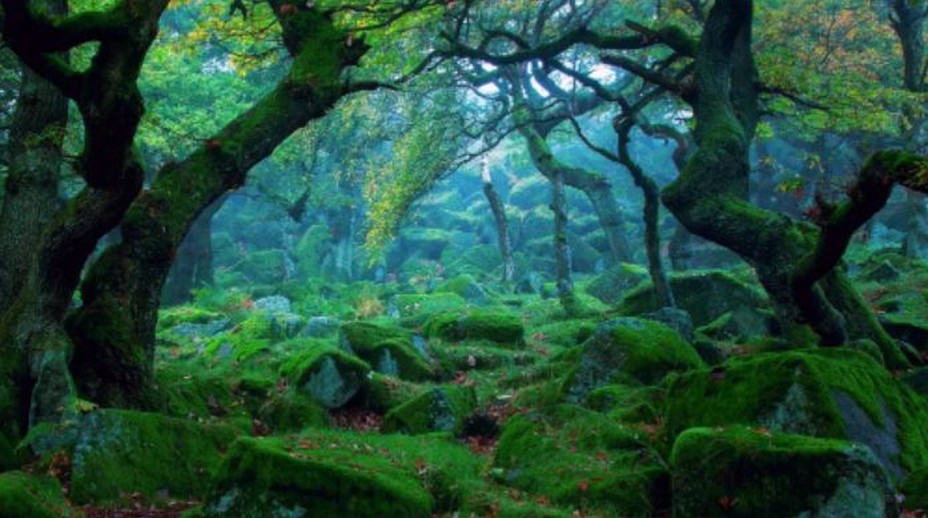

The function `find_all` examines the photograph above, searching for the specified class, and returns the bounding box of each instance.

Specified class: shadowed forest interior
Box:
[2,0,928,516]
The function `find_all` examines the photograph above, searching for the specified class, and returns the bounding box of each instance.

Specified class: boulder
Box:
[424,310,525,348]
[434,274,487,304]
[279,339,371,409]
[564,317,702,403]
[664,348,928,483]
[585,264,649,305]
[302,316,342,338]
[383,385,476,435]
[69,410,237,503]
[340,322,434,381]
[0,472,72,517]
[671,427,897,517]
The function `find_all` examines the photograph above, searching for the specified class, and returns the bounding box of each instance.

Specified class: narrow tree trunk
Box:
[903,190,928,258]
[481,157,514,282]
[551,169,578,316]
[161,196,224,306]
[0,13,68,313]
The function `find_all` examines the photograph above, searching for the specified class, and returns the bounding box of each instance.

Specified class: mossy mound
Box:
[696,306,774,341]
[664,348,928,482]
[430,340,536,372]
[383,385,476,435]
[256,389,331,433]
[671,427,896,517]
[434,274,488,304]
[424,310,525,348]
[530,318,598,348]
[360,373,430,414]
[584,263,649,305]
[69,409,237,504]
[901,467,928,510]
[157,305,225,330]
[340,322,433,381]
[620,270,767,326]
[279,339,371,409]
[563,317,702,403]
[0,472,73,517]
[203,436,431,517]
[0,434,14,471]
[494,404,667,515]
[392,292,468,318]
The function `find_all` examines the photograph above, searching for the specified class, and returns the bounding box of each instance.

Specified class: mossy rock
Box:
[902,467,928,510]
[494,404,668,515]
[441,244,503,278]
[359,373,430,414]
[424,310,525,348]
[585,384,662,424]
[279,339,371,409]
[392,293,468,318]
[434,274,488,304]
[430,341,535,372]
[563,317,702,403]
[0,472,73,517]
[664,348,928,483]
[399,227,453,260]
[671,427,896,517]
[202,436,433,517]
[340,322,433,381]
[257,389,331,433]
[235,249,288,285]
[530,318,598,348]
[70,409,237,504]
[383,385,476,435]
[157,305,224,330]
[0,434,14,472]
[620,270,767,326]
[696,306,774,341]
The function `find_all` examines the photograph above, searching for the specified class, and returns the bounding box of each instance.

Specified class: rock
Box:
[643,307,694,343]
[383,385,476,435]
[564,317,702,403]
[69,409,236,504]
[391,293,467,318]
[399,227,452,260]
[202,436,433,517]
[280,339,371,409]
[902,367,928,396]
[166,319,232,341]
[340,322,434,381]
[902,467,928,510]
[860,260,902,282]
[257,389,331,433]
[236,249,288,285]
[620,270,768,326]
[696,306,774,341]
[0,472,72,517]
[254,295,292,314]
[302,316,342,338]
[494,404,667,515]
[671,427,897,517]
[269,312,304,341]
[585,263,649,305]
[424,310,525,348]
[515,271,545,296]
[664,348,928,484]
[880,316,928,351]
[434,274,487,304]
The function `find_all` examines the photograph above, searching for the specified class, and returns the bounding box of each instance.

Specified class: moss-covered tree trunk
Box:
[67,3,371,407]
[551,165,578,316]
[661,0,917,368]
[161,197,224,306]
[481,157,514,282]
[0,34,68,312]
[0,0,170,436]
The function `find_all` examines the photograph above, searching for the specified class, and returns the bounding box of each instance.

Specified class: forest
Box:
[1,0,928,516]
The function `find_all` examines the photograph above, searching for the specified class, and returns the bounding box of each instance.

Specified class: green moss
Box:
[584,263,649,305]
[0,434,14,471]
[340,322,433,381]
[671,427,894,517]
[157,305,223,330]
[69,409,238,504]
[424,310,525,348]
[383,385,476,435]
[563,317,703,402]
[279,339,370,383]
[256,388,331,433]
[359,373,429,413]
[434,274,487,303]
[664,348,928,480]
[494,404,667,515]
[0,472,72,517]
[530,318,598,348]
[392,292,468,318]
[901,467,928,509]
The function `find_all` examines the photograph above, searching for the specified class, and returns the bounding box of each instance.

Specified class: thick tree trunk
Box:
[481,158,514,282]
[662,0,912,368]
[68,5,370,408]
[161,196,224,306]
[0,8,68,313]
[551,168,578,316]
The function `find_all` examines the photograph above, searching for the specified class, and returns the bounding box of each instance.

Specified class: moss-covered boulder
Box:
[69,409,237,504]
[279,339,371,409]
[257,389,331,433]
[584,263,649,305]
[383,385,476,435]
[696,306,774,341]
[391,292,468,318]
[664,349,928,483]
[530,318,598,348]
[494,404,668,515]
[202,436,433,517]
[671,427,897,517]
[434,274,488,304]
[564,317,702,403]
[902,467,928,510]
[0,472,73,517]
[620,270,768,326]
[424,310,525,348]
[340,322,433,381]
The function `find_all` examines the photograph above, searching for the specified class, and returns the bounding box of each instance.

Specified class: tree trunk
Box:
[161,196,224,306]
[903,189,928,258]
[551,167,578,316]
[481,157,514,282]
[0,9,69,313]
[68,5,370,408]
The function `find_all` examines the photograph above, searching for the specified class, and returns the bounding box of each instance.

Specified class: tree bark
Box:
[551,166,578,316]
[161,196,224,306]
[481,157,514,282]
[0,45,68,312]
[68,3,371,408]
